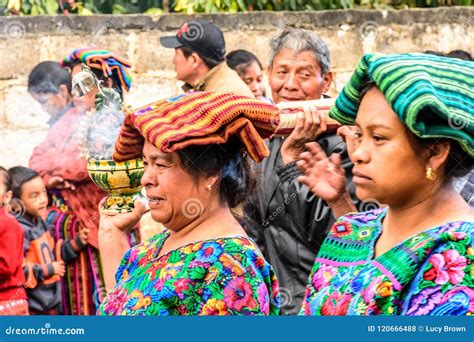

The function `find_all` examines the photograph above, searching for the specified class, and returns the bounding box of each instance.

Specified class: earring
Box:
[207,184,212,191]
[426,167,437,181]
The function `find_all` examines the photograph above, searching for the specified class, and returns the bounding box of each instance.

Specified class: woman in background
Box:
[29,48,133,315]
[226,49,269,101]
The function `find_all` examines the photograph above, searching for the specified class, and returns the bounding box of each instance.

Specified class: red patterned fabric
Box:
[0,208,27,303]
[29,107,106,249]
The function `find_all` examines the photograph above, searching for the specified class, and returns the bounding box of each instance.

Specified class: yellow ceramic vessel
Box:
[87,158,144,214]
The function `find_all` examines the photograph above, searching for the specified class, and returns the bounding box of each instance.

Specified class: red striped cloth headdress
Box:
[113,92,281,163]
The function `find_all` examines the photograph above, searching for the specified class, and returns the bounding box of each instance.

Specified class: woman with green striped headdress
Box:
[297,53,473,315]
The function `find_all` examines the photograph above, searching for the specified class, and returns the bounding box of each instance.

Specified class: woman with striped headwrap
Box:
[96,92,281,315]
[29,48,133,315]
[297,53,473,315]
[63,48,132,113]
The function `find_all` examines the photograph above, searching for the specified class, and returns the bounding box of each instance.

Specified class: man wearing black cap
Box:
[160,20,254,97]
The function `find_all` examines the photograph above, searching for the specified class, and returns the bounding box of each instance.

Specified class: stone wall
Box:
[0,8,472,167]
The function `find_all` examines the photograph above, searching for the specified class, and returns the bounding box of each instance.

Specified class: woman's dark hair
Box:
[424,50,472,62]
[179,46,221,70]
[28,61,72,94]
[446,50,472,61]
[8,166,40,199]
[423,50,445,57]
[226,49,263,76]
[359,81,473,183]
[68,60,124,100]
[176,137,255,209]
[0,167,11,192]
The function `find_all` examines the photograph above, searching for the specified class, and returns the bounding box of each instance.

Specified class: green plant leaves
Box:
[3,0,470,15]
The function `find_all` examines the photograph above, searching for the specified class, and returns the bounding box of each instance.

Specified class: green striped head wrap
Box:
[329,53,474,157]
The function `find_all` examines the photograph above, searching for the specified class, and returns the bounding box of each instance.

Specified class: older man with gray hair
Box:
[244,28,357,314]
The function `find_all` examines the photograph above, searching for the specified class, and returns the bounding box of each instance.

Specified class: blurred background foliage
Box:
[1,0,472,15]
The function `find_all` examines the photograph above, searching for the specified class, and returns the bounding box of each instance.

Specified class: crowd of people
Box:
[0,19,472,316]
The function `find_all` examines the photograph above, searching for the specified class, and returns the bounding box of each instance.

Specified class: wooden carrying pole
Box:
[273,98,339,136]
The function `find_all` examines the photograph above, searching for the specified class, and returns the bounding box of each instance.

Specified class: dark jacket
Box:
[17,214,85,312]
[244,133,358,314]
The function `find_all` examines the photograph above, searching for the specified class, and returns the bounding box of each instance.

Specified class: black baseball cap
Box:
[160,20,226,62]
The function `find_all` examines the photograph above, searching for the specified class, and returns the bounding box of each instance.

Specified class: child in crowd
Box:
[0,167,28,315]
[9,166,89,315]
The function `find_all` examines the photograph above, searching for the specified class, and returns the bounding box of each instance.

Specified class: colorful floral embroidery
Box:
[301,209,473,316]
[424,250,467,285]
[98,231,280,315]
[406,286,443,315]
[312,264,337,291]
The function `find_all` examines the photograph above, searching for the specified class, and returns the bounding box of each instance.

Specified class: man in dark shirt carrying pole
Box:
[244,28,358,314]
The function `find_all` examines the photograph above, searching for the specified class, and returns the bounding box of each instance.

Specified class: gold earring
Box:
[426,167,437,181]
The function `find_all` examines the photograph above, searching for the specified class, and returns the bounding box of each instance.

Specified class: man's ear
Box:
[267,65,272,79]
[191,52,203,68]
[322,71,334,93]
